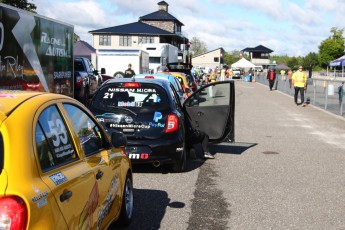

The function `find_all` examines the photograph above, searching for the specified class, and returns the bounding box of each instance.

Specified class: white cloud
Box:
[32,0,345,57]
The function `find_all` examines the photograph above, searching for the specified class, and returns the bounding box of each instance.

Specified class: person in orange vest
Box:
[292,65,307,106]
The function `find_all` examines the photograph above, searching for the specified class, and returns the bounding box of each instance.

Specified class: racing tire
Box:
[116,173,134,227]
[114,71,125,78]
[172,146,187,173]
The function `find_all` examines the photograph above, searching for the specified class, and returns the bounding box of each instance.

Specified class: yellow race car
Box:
[0,90,133,229]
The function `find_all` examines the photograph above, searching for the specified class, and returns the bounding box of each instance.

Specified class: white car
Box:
[232,68,242,79]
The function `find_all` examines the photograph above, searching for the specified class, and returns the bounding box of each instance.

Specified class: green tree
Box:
[318,27,345,68]
[224,50,242,66]
[271,55,290,66]
[302,52,319,69]
[190,37,207,57]
[287,57,299,70]
[0,0,36,12]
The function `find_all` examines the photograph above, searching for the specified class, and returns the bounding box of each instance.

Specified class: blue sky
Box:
[33,0,345,57]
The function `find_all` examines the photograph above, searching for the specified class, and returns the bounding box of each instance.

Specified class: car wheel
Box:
[116,173,134,226]
[172,146,186,173]
[114,71,125,78]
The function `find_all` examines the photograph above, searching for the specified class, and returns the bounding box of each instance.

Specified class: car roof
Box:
[0,91,72,119]
[101,76,171,89]
[0,91,45,116]
[134,73,176,82]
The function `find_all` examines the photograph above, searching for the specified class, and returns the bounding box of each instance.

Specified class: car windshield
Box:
[93,82,169,112]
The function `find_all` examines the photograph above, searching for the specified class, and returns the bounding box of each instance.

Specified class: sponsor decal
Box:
[123,128,135,132]
[37,198,48,208]
[31,186,49,208]
[109,124,150,129]
[0,92,16,98]
[125,116,133,123]
[49,172,67,185]
[153,112,162,122]
[128,153,149,160]
[31,191,48,202]
[176,147,183,152]
[96,113,121,123]
[117,101,143,107]
[97,176,119,228]
[79,182,99,230]
[149,122,165,128]
[107,88,156,93]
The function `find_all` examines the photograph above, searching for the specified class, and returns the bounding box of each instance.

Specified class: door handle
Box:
[60,190,72,202]
[96,171,104,180]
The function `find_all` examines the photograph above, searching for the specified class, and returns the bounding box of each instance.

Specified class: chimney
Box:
[158,1,169,12]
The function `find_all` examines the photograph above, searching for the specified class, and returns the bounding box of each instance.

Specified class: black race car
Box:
[89,77,235,172]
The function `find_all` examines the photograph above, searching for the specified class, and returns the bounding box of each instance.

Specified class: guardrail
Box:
[254,73,345,117]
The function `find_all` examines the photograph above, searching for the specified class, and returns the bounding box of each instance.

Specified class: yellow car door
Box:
[61,103,124,229]
[35,104,99,229]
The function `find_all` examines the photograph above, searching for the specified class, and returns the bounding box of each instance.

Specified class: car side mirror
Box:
[191,98,199,106]
[111,131,127,147]
[93,69,99,75]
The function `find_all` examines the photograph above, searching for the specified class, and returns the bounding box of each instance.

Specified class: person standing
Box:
[280,69,286,81]
[220,66,226,81]
[209,69,217,83]
[287,69,293,88]
[248,68,254,82]
[124,63,135,78]
[292,65,307,106]
[267,68,276,90]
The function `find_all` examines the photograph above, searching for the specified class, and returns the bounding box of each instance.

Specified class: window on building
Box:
[120,36,132,46]
[138,36,154,44]
[214,57,219,62]
[99,35,111,46]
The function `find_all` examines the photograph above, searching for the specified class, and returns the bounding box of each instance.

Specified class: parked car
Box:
[186,73,199,92]
[89,78,235,172]
[169,72,192,97]
[134,73,188,104]
[74,57,103,105]
[232,68,243,79]
[0,90,133,229]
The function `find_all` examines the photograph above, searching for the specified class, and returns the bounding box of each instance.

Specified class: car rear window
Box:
[93,82,169,111]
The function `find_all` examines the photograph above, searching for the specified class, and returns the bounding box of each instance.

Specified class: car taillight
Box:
[0,196,28,230]
[75,76,82,87]
[166,114,178,133]
[123,82,140,88]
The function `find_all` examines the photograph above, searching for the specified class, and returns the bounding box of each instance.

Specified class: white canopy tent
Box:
[231,58,256,68]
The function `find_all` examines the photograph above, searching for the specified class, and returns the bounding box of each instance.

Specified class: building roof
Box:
[139,10,184,26]
[89,22,174,35]
[242,45,273,53]
[74,40,95,57]
[192,47,225,58]
[158,1,169,6]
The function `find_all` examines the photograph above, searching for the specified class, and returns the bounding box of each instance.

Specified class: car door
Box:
[61,103,123,229]
[35,103,99,229]
[183,81,235,143]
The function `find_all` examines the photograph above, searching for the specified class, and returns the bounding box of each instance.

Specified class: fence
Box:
[254,73,345,117]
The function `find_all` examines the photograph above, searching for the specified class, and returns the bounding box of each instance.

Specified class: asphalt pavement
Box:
[214,80,345,229]
[114,79,345,230]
